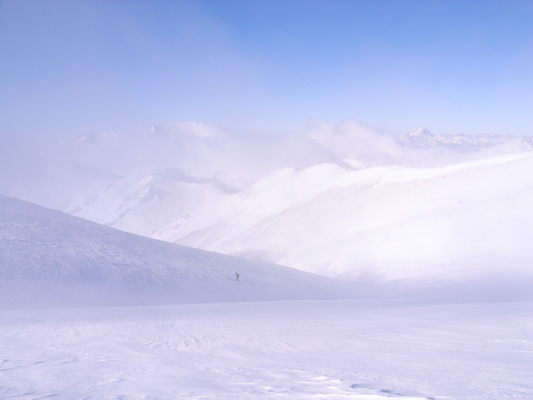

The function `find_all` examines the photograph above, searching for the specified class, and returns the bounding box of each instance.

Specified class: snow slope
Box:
[1,119,532,399]
[0,194,357,309]
[2,121,532,285]
[165,152,533,284]
[1,190,531,398]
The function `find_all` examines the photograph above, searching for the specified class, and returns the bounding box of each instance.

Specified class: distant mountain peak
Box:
[407,128,436,146]
[62,132,119,147]
[404,129,533,150]
[409,128,433,137]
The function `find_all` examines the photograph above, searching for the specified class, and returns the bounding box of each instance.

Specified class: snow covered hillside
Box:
[0,194,356,309]
[1,122,532,398]
[1,120,532,285]
[170,152,533,283]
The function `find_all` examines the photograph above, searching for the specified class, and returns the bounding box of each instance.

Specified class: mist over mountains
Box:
[406,127,533,149]
[1,119,532,283]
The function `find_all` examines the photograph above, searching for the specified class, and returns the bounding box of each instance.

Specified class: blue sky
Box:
[1,0,532,140]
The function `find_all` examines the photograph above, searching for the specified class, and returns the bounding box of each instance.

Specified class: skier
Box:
[235,272,240,282]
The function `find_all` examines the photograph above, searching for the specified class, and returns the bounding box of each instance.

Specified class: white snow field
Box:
[1,300,532,399]
[1,123,533,399]
[1,194,532,399]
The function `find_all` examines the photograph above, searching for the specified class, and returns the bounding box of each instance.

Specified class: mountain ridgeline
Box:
[0,194,357,309]
[1,121,532,300]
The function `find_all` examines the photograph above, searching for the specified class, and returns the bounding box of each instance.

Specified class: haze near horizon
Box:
[1,2,533,399]
[1,0,532,141]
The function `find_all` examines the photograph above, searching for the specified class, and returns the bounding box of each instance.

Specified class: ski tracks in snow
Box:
[0,300,531,399]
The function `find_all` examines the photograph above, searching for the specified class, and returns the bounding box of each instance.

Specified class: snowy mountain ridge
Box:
[169,152,533,281]
[0,194,357,309]
[406,127,533,149]
[1,120,532,285]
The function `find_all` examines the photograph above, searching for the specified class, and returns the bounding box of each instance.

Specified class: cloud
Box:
[1,116,530,214]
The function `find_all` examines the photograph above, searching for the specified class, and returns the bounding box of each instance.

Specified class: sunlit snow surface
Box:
[3,122,533,281]
[0,194,355,309]
[1,124,533,399]
[170,152,533,280]
[1,300,532,399]
[1,194,532,398]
